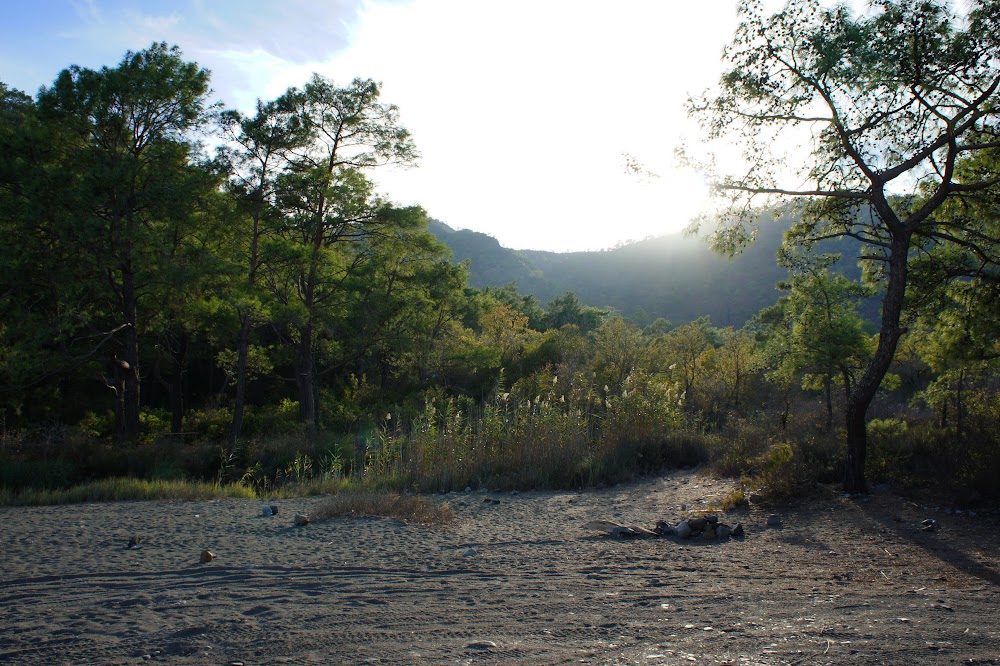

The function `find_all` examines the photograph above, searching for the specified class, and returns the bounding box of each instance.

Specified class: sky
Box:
[2,0,770,252]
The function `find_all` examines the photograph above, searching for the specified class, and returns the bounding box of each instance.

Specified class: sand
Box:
[1,471,999,665]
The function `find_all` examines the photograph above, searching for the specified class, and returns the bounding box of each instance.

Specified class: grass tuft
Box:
[312,491,453,525]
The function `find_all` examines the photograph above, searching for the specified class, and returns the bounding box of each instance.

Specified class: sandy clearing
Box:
[1,472,998,665]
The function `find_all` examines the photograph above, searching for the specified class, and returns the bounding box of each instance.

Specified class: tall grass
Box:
[7,371,993,507]
[2,373,700,505]
[361,370,697,492]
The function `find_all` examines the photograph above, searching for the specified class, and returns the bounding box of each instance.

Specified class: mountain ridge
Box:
[428,219,798,327]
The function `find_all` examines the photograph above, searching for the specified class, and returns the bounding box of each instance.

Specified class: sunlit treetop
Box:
[687,0,1000,253]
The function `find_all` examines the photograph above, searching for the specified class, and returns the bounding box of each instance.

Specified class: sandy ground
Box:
[1,471,999,665]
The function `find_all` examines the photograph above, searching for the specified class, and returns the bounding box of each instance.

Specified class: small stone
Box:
[510,490,519,496]
[921,519,936,531]
[767,514,782,528]
[705,514,719,524]
[688,517,708,532]
[731,523,745,538]
[655,520,676,536]
[262,506,272,517]
[200,550,215,563]
[464,486,472,492]
[126,535,142,550]
[294,513,310,526]
[702,524,717,540]
[717,525,732,539]
[466,640,497,651]
[674,520,692,539]
[269,506,279,515]
[463,547,477,557]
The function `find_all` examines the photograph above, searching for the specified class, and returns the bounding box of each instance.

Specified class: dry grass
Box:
[0,478,257,506]
[313,491,453,526]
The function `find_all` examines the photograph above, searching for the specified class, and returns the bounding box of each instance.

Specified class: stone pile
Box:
[655,514,744,540]
[584,513,745,541]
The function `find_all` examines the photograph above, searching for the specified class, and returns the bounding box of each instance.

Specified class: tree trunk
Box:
[842,230,911,493]
[296,321,317,435]
[118,267,141,443]
[229,314,252,443]
[824,371,834,432]
[955,368,965,436]
[169,330,188,434]
[229,188,265,444]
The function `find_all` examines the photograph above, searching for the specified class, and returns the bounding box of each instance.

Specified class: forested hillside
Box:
[430,217,874,327]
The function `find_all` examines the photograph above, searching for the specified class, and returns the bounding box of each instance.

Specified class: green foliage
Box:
[755,252,875,429]
[688,0,1000,492]
[0,37,997,503]
[77,411,114,440]
[187,408,234,441]
[755,443,798,500]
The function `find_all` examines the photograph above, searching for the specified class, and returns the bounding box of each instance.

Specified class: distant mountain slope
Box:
[428,218,869,328]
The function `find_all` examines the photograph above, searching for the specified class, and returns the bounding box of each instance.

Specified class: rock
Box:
[767,514,782,528]
[702,523,717,540]
[510,490,519,496]
[688,517,708,532]
[463,547,477,557]
[269,505,279,516]
[921,519,937,531]
[705,514,719,524]
[466,640,497,651]
[731,523,745,538]
[261,506,272,517]
[674,520,692,539]
[655,520,676,536]
[200,550,215,563]
[294,513,310,526]
[464,486,472,492]
[126,535,142,550]
[717,524,732,539]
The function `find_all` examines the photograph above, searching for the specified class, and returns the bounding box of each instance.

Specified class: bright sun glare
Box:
[310,0,733,251]
[3,0,742,252]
